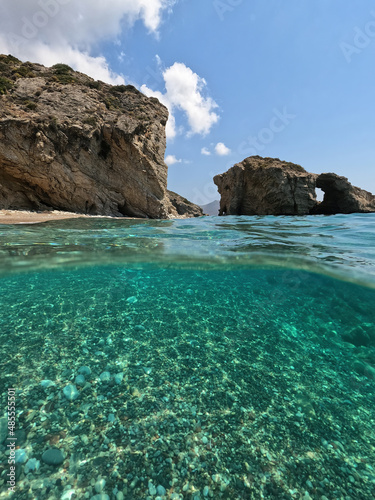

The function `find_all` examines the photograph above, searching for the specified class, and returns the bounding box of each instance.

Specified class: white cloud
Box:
[141,84,177,139]
[215,142,231,156]
[0,0,176,83]
[201,147,211,156]
[164,63,219,136]
[141,62,219,139]
[165,154,182,166]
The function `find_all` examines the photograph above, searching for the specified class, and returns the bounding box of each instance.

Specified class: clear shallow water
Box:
[0,214,375,285]
[0,214,375,499]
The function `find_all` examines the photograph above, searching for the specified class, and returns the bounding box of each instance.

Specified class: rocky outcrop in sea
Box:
[312,172,375,215]
[214,156,375,216]
[0,55,200,219]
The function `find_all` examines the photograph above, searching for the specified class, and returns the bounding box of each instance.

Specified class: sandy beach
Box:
[0,210,133,225]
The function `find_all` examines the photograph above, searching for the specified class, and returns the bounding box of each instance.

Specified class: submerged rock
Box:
[0,55,199,219]
[42,448,65,465]
[40,379,55,388]
[78,366,92,377]
[99,371,111,383]
[24,458,40,473]
[75,374,86,386]
[63,384,79,401]
[114,373,124,385]
[15,449,28,464]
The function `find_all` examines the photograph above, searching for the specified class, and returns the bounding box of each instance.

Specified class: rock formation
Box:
[214,156,317,216]
[167,190,203,217]
[313,173,375,214]
[0,55,201,219]
[214,156,375,216]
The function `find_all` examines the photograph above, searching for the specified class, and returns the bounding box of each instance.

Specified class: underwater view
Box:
[1,214,375,500]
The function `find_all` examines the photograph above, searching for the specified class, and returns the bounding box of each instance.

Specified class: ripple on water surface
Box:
[0,214,374,285]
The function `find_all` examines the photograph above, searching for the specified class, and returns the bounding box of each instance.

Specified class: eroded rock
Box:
[0,55,199,219]
[213,156,317,216]
[167,190,203,217]
[313,173,375,214]
[214,156,375,216]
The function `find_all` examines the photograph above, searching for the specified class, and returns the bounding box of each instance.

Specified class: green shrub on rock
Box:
[110,84,139,95]
[0,76,14,94]
[51,63,77,84]
[12,65,35,78]
[51,63,74,74]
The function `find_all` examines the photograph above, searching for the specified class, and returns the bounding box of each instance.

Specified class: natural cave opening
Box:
[313,174,347,214]
[316,188,324,202]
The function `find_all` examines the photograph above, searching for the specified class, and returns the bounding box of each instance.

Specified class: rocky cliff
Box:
[0,55,200,219]
[214,156,375,216]
[214,156,317,216]
[167,190,203,217]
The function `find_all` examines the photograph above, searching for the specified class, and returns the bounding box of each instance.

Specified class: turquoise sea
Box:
[1,214,375,499]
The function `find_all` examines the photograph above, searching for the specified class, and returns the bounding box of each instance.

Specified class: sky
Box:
[0,0,374,205]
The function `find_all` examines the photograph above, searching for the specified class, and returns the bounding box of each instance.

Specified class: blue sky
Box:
[1,0,374,205]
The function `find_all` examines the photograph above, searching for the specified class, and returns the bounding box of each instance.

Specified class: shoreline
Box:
[0,210,137,225]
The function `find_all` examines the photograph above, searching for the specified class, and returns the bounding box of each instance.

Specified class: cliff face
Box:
[0,55,200,219]
[214,156,317,216]
[214,156,375,216]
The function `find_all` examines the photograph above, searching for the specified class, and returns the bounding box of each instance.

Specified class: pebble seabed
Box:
[0,265,375,499]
